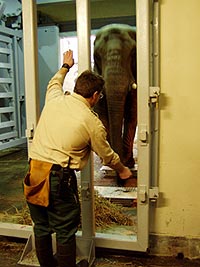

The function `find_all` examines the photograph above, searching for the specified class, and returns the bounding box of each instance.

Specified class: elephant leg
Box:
[107,94,124,162]
[123,89,137,168]
[109,114,123,160]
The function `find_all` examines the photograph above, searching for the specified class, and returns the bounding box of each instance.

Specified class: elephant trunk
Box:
[105,69,130,160]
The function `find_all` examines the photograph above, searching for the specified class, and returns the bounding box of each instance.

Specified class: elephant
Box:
[93,24,137,169]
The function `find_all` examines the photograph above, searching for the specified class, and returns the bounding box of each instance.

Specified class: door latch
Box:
[149,187,159,202]
[149,86,160,104]
[138,124,148,146]
[25,127,34,139]
[138,185,147,203]
[138,185,159,204]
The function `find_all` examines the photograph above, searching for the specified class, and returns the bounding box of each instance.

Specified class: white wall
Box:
[152,0,200,238]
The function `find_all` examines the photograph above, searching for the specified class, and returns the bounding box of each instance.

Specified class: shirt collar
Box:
[71,92,91,108]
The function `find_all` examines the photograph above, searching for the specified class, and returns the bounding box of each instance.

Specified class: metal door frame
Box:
[0,0,160,256]
[76,0,159,252]
[93,0,151,251]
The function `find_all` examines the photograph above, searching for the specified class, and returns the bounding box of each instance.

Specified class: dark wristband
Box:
[62,63,71,70]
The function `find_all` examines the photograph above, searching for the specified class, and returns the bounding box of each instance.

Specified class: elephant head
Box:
[93,24,137,168]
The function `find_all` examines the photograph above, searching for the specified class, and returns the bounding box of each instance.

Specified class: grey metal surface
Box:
[38,25,59,111]
[150,0,160,188]
[21,0,40,153]
[0,26,26,150]
[76,0,95,265]
[136,0,151,252]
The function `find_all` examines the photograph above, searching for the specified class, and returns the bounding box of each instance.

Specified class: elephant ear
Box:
[131,48,137,82]
[93,35,102,75]
[128,29,137,81]
[128,29,136,41]
[93,50,102,75]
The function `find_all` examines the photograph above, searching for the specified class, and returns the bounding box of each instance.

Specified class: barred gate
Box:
[0,26,26,150]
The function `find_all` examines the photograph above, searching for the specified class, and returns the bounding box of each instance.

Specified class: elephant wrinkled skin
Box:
[93,24,137,168]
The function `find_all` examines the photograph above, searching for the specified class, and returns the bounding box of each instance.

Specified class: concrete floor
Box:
[1,236,200,267]
[1,146,200,267]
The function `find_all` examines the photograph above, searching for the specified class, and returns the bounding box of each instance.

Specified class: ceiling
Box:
[36,0,136,32]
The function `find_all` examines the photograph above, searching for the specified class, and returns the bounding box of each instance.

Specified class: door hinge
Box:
[149,86,160,104]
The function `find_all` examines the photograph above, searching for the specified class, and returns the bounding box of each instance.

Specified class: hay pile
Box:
[0,204,32,225]
[0,191,133,229]
[94,191,133,229]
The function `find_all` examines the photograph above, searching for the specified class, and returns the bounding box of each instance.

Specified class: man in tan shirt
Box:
[25,50,133,267]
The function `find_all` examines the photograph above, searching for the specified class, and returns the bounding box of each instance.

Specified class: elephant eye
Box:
[104,36,108,42]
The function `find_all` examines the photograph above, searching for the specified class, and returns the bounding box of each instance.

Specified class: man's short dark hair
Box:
[74,70,105,98]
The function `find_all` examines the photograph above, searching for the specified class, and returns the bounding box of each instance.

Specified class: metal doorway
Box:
[0,0,160,264]
[76,0,159,253]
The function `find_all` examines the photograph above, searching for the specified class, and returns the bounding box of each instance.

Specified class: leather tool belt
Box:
[23,159,74,207]
[23,159,53,207]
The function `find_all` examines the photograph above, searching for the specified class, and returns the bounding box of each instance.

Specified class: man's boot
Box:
[57,237,89,267]
[76,259,89,267]
[35,235,57,267]
[56,237,76,267]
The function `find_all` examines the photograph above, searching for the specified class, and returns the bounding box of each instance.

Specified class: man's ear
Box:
[93,91,99,97]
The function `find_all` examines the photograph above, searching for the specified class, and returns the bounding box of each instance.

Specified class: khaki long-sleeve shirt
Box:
[29,68,120,170]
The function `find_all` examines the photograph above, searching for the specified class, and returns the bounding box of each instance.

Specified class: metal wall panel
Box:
[0,26,26,150]
[38,26,59,111]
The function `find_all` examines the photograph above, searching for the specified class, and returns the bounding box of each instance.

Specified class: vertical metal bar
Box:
[7,38,17,136]
[151,0,160,187]
[76,0,95,240]
[21,0,40,153]
[76,0,91,73]
[13,36,22,137]
[136,0,150,249]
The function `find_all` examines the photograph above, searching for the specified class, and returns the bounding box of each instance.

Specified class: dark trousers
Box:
[28,168,80,244]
